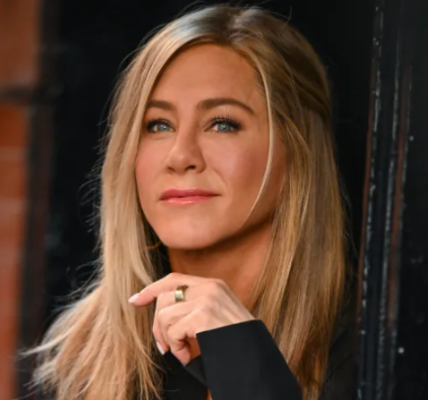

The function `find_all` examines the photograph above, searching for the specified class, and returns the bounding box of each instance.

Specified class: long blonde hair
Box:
[24,5,346,400]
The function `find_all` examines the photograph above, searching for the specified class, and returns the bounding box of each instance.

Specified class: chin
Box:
[154,224,221,250]
[160,234,217,250]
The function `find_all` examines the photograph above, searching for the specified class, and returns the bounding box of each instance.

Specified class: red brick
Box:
[0,154,27,199]
[0,199,26,253]
[0,103,28,148]
[0,0,41,88]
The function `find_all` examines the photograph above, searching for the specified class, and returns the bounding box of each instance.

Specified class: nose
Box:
[165,126,206,174]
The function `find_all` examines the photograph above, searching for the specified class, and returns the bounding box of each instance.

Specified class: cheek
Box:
[210,135,285,218]
[135,143,161,205]
[208,140,269,198]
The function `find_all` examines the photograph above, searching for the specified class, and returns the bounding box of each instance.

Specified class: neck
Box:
[167,222,272,306]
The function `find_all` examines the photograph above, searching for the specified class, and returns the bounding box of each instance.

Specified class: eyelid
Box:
[146,118,171,125]
[211,115,240,123]
[209,115,242,131]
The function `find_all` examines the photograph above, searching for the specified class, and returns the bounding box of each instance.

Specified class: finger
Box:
[152,292,171,352]
[153,295,196,352]
[152,284,204,347]
[129,272,204,306]
[155,285,201,309]
[155,302,195,353]
[166,312,198,365]
[153,291,180,351]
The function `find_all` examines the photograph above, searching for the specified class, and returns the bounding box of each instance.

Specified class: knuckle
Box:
[158,306,167,317]
[157,307,168,323]
[157,292,168,304]
[168,272,182,280]
[215,278,227,288]
[208,280,224,295]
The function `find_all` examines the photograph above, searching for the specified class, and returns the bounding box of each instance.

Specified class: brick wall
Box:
[0,1,41,399]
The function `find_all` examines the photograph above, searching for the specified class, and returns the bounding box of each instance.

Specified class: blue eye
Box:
[145,117,241,134]
[146,120,172,133]
[211,118,241,133]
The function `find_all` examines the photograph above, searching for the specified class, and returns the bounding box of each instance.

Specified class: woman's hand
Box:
[128,272,255,365]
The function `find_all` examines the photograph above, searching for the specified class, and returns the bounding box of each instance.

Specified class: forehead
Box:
[150,44,264,106]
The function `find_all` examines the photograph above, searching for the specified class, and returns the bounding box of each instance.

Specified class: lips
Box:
[160,188,218,203]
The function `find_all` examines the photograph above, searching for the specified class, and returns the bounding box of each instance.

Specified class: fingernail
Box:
[128,293,139,303]
[156,341,165,355]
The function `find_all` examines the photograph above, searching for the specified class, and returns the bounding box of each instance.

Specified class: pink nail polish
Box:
[128,293,139,303]
[156,341,165,355]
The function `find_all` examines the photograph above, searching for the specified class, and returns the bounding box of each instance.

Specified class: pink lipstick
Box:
[160,188,218,205]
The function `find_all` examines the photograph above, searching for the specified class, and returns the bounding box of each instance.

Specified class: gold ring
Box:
[174,285,189,303]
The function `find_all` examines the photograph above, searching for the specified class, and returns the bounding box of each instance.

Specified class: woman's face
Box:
[135,44,285,250]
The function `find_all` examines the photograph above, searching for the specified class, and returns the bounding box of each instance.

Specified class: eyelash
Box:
[145,116,242,133]
[211,116,242,132]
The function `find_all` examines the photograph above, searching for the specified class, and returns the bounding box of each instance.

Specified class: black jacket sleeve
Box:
[190,319,302,400]
[184,317,357,400]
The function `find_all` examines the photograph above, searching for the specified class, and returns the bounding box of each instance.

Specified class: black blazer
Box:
[158,311,357,400]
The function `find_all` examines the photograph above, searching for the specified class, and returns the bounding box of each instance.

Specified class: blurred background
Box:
[0,0,426,400]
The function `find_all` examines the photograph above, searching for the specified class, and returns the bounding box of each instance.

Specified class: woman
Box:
[26,5,357,400]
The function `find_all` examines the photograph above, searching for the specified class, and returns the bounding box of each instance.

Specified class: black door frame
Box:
[357,0,427,399]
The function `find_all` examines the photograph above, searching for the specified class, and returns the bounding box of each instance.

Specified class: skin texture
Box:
[132,45,285,374]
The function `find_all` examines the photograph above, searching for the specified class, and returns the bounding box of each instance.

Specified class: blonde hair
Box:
[23,5,346,400]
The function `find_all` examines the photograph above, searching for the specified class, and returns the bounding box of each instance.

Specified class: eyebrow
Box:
[146,97,255,115]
